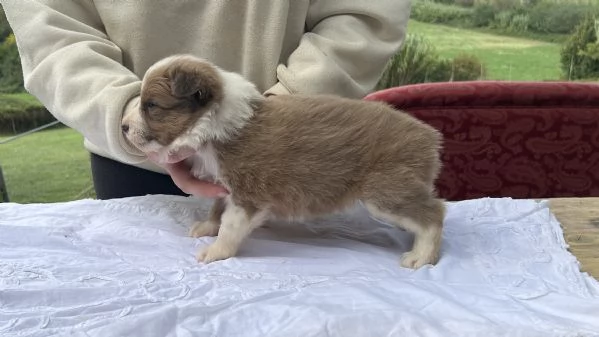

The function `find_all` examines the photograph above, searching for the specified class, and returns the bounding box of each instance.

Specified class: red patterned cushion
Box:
[365,81,599,201]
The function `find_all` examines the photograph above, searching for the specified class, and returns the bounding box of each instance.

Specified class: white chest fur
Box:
[188,143,220,183]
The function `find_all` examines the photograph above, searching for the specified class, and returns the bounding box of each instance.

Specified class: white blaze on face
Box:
[120,97,200,164]
[121,99,162,153]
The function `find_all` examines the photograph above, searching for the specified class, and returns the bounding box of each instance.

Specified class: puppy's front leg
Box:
[189,198,226,238]
[197,198,267,263]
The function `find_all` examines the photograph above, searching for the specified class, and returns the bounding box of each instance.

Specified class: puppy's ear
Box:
[169,60,220,106]
[170,65,202,97]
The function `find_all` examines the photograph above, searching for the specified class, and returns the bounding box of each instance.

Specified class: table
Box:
[549,198,599,280]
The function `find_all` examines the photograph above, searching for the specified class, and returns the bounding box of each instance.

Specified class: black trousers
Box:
[90,153,187,200]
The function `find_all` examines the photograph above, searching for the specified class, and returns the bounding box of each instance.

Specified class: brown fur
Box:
[214,95,442,219]
[138,58,224,145]
[133,56,446,268]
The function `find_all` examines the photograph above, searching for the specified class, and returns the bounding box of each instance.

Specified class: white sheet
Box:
[1,195,598,337]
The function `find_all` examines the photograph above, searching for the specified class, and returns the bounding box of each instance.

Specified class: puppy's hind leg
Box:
[189,198,226,238]
[197,198,269,263]
[364,189,445,269]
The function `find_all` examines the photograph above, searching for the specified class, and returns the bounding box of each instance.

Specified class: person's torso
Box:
[93,0,310,92]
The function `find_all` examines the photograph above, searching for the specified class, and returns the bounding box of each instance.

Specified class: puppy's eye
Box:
[145,101,157,109]
[195,89,212,107]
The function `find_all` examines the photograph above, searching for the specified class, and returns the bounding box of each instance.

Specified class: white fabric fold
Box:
[0,196,598,336]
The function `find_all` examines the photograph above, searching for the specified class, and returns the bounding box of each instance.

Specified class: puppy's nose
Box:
[121,124,130,134]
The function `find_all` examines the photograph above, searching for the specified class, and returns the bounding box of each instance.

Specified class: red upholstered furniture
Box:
[365,81,599,201]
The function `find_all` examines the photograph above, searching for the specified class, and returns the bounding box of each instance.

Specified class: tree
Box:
[0,5,24,93]
[0,33,24,93]
[0,5,12,42]
[560,15,599,80]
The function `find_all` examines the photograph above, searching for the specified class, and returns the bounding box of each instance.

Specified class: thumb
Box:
[165,161,229,198]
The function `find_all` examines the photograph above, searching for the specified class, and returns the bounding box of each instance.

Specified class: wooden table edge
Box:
[548,197,599,281]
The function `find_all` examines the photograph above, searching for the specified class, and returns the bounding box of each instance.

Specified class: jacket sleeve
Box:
[1,0,145,164]
[264,0,411,98]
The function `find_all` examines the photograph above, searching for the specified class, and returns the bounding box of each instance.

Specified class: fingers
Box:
[146,150,229,199]
[165,161,229,198]
[147,152,161,163]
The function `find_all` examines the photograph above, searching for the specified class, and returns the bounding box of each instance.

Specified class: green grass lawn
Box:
[1,127,96,203]
[407,20,563,81]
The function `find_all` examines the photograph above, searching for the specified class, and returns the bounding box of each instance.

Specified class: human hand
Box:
[147,150,229,198]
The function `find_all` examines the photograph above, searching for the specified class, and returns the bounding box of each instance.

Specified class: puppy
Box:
[122,54,445,269]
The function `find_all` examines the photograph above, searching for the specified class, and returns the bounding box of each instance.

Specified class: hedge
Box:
[411,0,474,25]
[0,93,57,134]
[414,0,598,40]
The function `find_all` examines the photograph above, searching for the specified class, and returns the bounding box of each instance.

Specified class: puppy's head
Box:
[122,55,224,153]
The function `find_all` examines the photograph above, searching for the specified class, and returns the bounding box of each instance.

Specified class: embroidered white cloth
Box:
[1,195,598,337]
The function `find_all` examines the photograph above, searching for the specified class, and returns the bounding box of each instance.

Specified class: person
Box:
[1,0,411,200]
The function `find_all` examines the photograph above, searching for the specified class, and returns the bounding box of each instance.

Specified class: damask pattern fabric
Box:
[366,81,599,200]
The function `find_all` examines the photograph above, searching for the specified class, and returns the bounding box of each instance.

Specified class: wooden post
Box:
[0,163,9,203]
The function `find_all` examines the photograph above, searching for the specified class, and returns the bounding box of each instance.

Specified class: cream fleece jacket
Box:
[2,0,410,173]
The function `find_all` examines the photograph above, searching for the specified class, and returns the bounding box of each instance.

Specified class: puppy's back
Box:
[215,94,442,216]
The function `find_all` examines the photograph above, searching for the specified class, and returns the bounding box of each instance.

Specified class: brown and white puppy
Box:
[122,54,445,269]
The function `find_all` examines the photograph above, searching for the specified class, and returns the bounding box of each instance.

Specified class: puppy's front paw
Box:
[400,250,438,269]
[196,243,236,263]
[189,221,219,238]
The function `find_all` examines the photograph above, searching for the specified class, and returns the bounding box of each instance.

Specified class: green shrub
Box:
[560,15,599,80]
[377,34,440,88]
[0,93,56,134]
[451,53,486,80]
[377,34,486,88]
[0,6,12,42]
[0,34,24,93]
[424,55,485,82]
[493,10,513,29]
[529,2,596,34]
[578,41,599,60]
[520,0,539,7]
[488,0,521,10]
[411,0,473,25]
[455,0,475,7]
[427,59,454,82]
[472,3,496,27]
[509,14,529,32]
